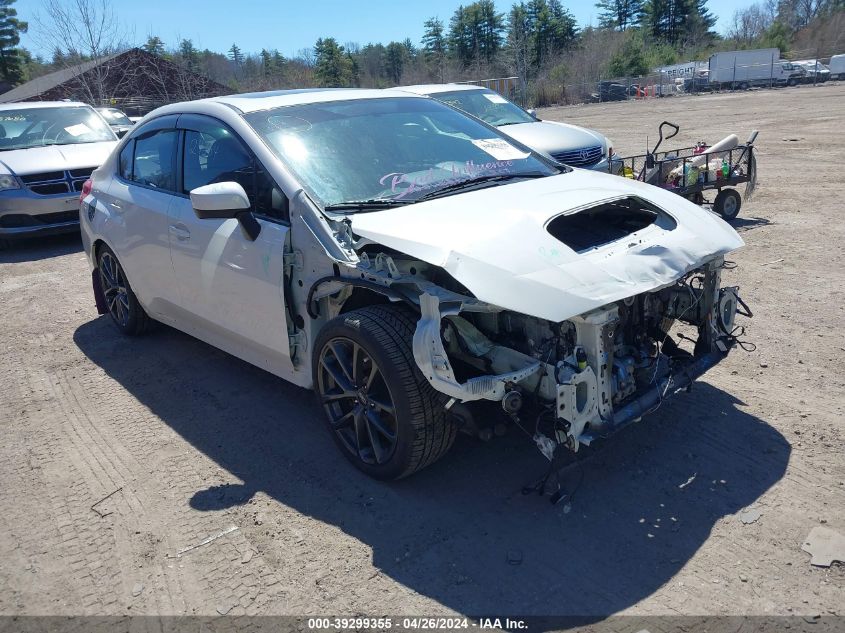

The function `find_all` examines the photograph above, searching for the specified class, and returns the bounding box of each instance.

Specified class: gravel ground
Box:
[0,84,843,620]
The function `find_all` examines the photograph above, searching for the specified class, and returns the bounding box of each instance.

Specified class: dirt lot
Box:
[1,84,844,620]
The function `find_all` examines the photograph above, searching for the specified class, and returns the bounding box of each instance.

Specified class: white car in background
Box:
[80,88,746,481]
[96,107,135,138]
[399,83,620,172]
[794,60,831,83]
[0,101,117,248]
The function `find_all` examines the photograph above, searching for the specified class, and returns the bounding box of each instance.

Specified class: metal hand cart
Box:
[611,121,758,220]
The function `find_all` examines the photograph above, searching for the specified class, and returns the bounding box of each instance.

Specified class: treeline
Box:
[10,0,845,107]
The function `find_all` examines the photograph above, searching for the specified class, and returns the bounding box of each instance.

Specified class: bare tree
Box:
[727,3,774,44]
[141,50,224,102]
[34,0,131,104]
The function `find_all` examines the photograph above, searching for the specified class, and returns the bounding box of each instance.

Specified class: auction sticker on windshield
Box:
[471,138,530,160]
[483,93,509,104]
[64,123,92,137]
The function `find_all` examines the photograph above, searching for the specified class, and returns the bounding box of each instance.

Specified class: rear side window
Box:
[118,140,134,179]
[132,130,178,191]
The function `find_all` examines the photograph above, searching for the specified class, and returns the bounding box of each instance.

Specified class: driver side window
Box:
[183,129,252,194]
[181,122,288,222]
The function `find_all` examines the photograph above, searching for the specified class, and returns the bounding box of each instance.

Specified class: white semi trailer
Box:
[709,49,803,89]
[829,54,845,80]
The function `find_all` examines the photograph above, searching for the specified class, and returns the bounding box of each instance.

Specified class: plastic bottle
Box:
[722,158,729,179]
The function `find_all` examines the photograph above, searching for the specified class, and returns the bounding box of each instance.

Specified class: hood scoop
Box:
[545,196,677,253]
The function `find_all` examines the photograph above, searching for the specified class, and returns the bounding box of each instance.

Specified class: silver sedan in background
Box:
[0,102,117,248]
[399,83,621,173]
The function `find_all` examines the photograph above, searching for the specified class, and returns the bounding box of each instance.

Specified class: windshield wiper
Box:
[323,198,415,212]
[416,172,549,201]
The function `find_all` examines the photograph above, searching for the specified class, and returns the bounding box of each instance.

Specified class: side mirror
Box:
[526,108,537,118]
[190,181,261,241]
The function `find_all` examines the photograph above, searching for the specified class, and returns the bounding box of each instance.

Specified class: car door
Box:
[99,115,183,320]
[167,113,293,372]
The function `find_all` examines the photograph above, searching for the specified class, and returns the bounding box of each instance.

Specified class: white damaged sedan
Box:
[80,89,748,480]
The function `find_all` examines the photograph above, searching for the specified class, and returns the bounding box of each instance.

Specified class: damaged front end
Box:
[411,257,749,452]
[299,170,752,469]
[310,241,749,458]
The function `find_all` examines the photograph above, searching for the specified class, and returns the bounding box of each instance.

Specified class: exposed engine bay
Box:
[292,171,751,481]
[307,245,750,459]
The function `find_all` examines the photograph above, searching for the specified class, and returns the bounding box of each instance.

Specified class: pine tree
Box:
[143,35,166,56]
[421,17,447,80]
[346,49,359,86]
[683,0,716,47]
[642,0,714,46]
[271,50,286,83]
[507,3,532,96]
[0,0,27,86]
[228,43,244,66]
[260,48,272,77]
[313,37,353,87]
[547,0,577,52]
[448,5,473,66]
[476,0,505,63]
[384,41,406,84]
[448,1,504,67]
[178,39,199,71]
[595,0,644,31]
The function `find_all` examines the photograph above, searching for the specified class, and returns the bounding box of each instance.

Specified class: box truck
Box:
[708,49,803,89]
[829,54,845,80]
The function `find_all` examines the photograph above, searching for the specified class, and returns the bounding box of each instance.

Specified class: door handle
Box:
[109,201,122,210]
[168,223,191,241]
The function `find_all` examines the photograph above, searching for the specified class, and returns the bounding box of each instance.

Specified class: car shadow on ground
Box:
[730,216,773,232]
[0,233,83,263]
[74,317,790,617]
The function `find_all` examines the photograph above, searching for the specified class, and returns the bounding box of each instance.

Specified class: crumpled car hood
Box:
[0,141,117,176]
[500,120,608,155]
[350,169,744,322]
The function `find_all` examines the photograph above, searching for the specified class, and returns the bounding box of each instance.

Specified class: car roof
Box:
[0,101,92,111]
[398,84,488,96]
[197,88,424,114]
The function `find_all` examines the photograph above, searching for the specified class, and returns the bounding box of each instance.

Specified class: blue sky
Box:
[19,0,758,60]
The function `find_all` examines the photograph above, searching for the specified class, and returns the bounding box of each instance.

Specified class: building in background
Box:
[0,48,230,116]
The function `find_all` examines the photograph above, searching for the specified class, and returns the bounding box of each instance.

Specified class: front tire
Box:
[313,305,456,480]
[97,245,151,335]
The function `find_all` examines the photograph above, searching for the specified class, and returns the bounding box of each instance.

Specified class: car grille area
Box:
[0,211,78,228]
[551,146,604,168]
[20,168,95,196]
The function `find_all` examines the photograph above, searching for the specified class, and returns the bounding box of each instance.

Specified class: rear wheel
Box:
[313,305,456,480]
[714,188,742,220]
[97,245,151,335]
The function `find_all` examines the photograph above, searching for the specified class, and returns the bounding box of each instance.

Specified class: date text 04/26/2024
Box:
[306,617,528,630]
